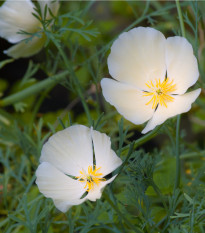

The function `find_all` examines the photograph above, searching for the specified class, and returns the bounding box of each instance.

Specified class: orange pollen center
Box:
[77,165,105,192]
[143,78,177,109]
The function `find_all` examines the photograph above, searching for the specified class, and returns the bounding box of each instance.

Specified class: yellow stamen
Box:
[143,78,177,109]
[77,165,105,192]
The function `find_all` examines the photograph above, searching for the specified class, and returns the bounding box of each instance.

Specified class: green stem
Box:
[0,71,69,107]
[50,35,93,126]
[180,150,205,159]
[150,179,168,212]
[116,143,134,176]
[2,195,44,228]
[174,115,181,190]
[119,125,161,155]
[103,192,143,233]
[28,85,54,134]
[176,0,186,37]
[84,2,186,66]
[174,0,185,190]
[113,126,161,179]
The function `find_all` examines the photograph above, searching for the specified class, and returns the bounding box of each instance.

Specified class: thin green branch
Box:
[119,125,162,155]
[103,192,143,233]
[116,142,134,176]
[180,150,205,159]
[28,85,54,134]
[174,115,181,190]
[174,0,185,190]
[150,179,168,212]
[0,71,69,107]
[113,126,161,179]
[50,34,93,126]
[83,2,188,66]
[176,0,186,37]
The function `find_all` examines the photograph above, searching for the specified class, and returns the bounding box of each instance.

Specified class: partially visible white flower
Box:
[0,0,59,59]
[36,125,122,213]
[101,27,201,134]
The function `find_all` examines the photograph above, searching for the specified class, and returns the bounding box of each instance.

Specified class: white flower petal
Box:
[142,88,201,134]
[101,78,155,125]
[0,0,39,43]
[40,125,93,177]
[91,128,122,176]
[53,199,73,213]
[4,33,46,59]
[36,162,85,205]
[108,27,166,90]
[54,176,118,211]
[86,176,117,202]
[166,36,199,94]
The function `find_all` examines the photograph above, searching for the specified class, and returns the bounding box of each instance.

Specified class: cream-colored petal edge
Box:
[101,78,155,125]
[53,199,73,213]
[4,33,46,59]
[86,175,117,202]
[0,0,39,43]
[91,127,122,176]
[165,36,199,95]
[108,27,166,90]
[142,88,201,134]
[53,176,118,212]
[40,125,93,177]
[36,162,85,205]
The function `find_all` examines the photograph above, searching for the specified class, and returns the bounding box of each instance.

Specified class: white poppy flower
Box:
[101,27,201,134]
[0,0,59,59]
[36,125,122,213]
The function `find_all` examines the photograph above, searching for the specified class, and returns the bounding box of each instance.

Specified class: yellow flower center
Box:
[143,78,177,109]
[77,165,105,192]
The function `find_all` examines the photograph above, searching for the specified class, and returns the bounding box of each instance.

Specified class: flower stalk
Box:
[114,125,161,179]
[49,34,93,126]
[103,192,143,233]
[0,71,69,107]
[120,125,161,155]
[176,0,186,38]
[174,114,181,190]
[174,0,186,190]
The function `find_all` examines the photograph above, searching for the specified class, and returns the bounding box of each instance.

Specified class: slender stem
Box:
[174,115,181,190]
[28,85,54,134]
[103,192,143,233]
[113,126,161,178]
[119,125,161,155]
[174,0,185,190]
[84,2,186,66]
[0,71,69,107]
[180,150,205,159]
[116,143,134,176]
[150,179,168,212]
[176,0,186,37]
[2,195,44,227]
[50,35,93,126]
